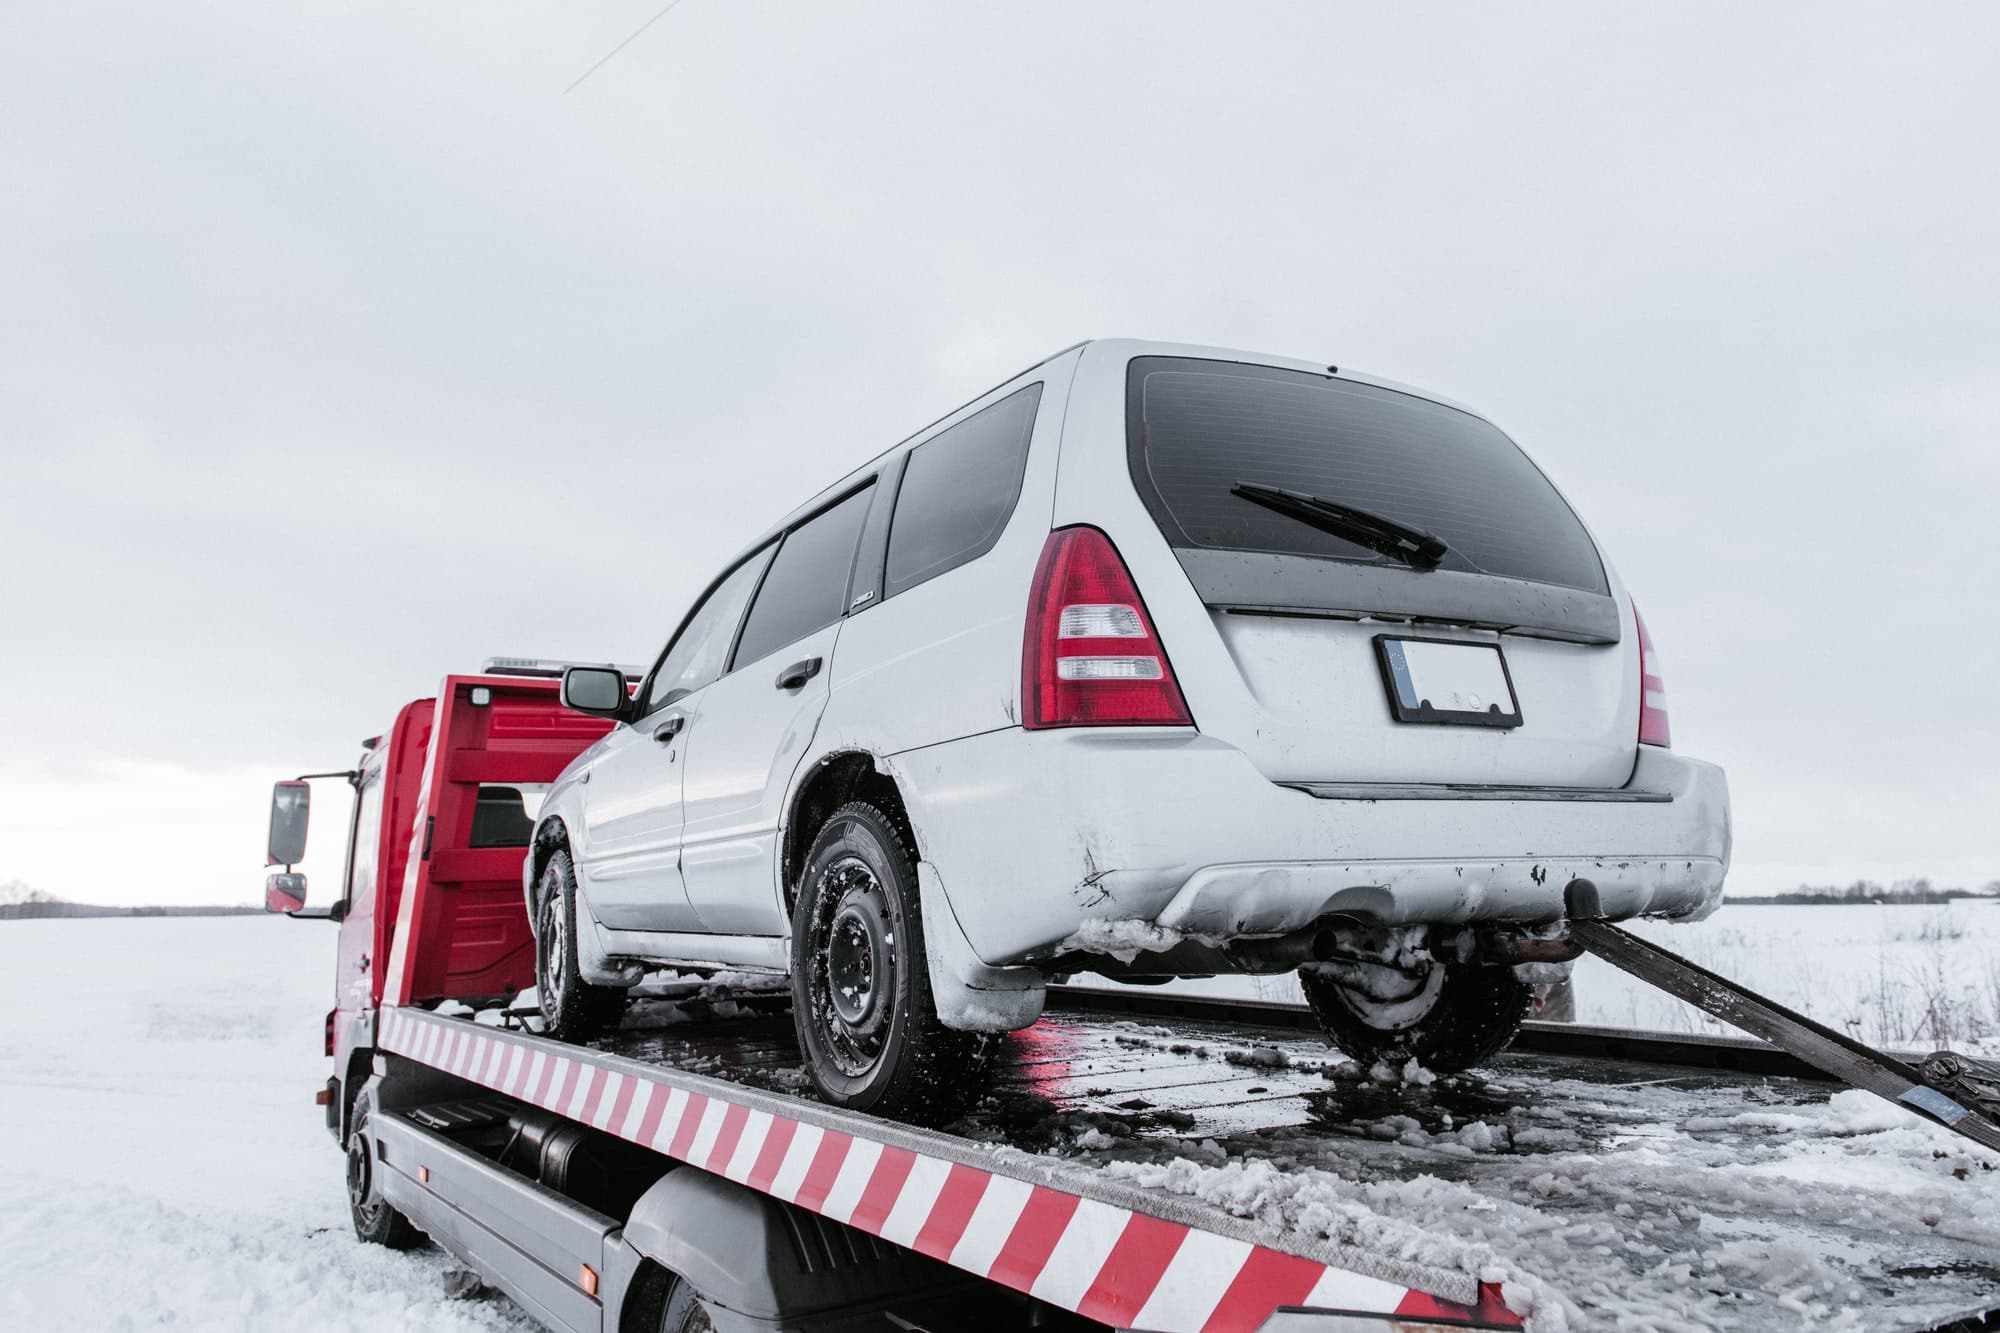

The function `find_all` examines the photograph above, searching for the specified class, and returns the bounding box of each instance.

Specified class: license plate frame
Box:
[1373,635,1523,729]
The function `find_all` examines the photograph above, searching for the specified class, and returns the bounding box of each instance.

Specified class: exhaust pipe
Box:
[1222,926,1342,972]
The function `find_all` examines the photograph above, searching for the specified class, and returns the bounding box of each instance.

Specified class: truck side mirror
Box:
[268,780,310,866]
[265,871,307,913]
[562,665,630,719]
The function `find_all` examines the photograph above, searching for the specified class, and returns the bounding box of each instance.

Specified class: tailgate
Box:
[1124,355,1639,788]
[1204,605,1636,786]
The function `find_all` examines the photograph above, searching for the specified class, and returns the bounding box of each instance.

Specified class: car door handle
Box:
[653,716,686,743]
[775,657,823,691]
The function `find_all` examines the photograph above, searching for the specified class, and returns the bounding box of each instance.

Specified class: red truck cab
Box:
[266,671,611,1137]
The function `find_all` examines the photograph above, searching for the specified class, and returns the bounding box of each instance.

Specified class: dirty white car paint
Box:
[533,338,1730,1031]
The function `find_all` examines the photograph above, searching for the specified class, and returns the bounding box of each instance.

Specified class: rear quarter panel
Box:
[815,350,1081,759]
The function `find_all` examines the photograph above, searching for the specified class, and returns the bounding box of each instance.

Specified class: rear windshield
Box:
[1127,358,1608,595]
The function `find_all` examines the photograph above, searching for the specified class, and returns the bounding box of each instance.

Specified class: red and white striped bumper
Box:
[378,1007,1522,1331]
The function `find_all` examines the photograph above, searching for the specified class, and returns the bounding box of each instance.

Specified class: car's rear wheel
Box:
[1300,959,1529,1074]
[790,801,990,1125]
[536,849,625,1042]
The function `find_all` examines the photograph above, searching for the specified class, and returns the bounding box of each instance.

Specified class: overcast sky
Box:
[3,2,1997,906]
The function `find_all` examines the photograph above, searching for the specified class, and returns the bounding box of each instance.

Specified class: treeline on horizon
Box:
[0,901,261,920]
[1732,877,2000,905]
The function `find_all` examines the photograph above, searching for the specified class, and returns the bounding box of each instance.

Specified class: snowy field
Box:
[1174,901,2000,1058]
[2,909,1996,1332]
[0,917,536,1333]
[1577,902,2000,1054]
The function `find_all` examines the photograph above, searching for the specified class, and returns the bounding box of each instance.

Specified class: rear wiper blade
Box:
[1230,483,1449,570]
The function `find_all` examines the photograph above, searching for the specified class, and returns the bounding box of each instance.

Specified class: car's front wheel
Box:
[536,849,626,1042]
[789,801,990,1125]
[1299,958,1529,1074]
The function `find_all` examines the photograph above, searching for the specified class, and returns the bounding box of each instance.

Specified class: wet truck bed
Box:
[583,981,2000,1332]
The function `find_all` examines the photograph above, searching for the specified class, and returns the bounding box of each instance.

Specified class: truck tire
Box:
[1299,960,1529,1075]
[790,801,991,1125]
[536,849,625,1042]
[348,1105,423,1250]
[659,1280,714,1333]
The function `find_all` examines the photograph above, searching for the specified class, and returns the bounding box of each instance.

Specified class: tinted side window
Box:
[645,546,775,711]
[884,384,1042,599]
[731,484,874,669]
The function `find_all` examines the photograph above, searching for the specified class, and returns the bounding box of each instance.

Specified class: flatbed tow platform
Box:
[280,669,1998,1333]
[390,979,2000,1332]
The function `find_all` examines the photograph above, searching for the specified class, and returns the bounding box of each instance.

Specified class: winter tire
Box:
[1300,960,1530,1074]
[790,801,991,1125]
[347,1105,422,1250]
[536,849,625,1042]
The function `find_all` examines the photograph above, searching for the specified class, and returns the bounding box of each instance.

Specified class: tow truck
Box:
[267,663,2000,1332]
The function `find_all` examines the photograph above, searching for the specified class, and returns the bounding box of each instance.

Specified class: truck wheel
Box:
[659,1280,714,1333]
[348,1106,422,1250]
[1299,960,1529,1074]
[536,849,625,1042]
[790,801,991,1125]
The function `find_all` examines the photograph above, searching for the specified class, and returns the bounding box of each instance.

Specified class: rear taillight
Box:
[1635,605,1670,747]
[1023,527,1191,729]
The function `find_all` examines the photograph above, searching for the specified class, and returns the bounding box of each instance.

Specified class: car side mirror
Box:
[562,665,631,719]
[268,780,310,866]
[265,871,307,913]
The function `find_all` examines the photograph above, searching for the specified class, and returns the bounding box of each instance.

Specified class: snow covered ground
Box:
[0,917,536,1333]
[1575,902,2000,1056]
[2,908,1995,1332]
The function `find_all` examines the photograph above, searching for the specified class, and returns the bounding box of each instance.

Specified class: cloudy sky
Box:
[3,2,1996,906]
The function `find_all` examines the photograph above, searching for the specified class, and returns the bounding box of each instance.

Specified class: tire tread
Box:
[538,849,625,1042]
[790,800,991,1125]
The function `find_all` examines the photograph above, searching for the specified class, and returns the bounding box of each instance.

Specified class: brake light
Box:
[1023,527,1191,729]
[1635,605,1670,747]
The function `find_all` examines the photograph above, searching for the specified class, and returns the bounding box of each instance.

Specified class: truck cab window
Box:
[343,774,385,913]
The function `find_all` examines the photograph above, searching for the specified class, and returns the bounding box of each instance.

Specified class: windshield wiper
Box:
[1230,483,1449,571]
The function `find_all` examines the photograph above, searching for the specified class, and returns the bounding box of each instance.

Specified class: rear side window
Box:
[884,384,1042,599]
[1128,358,1607,594]
[731,483,875,668]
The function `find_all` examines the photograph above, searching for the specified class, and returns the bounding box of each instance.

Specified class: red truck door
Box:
[333,767,387,1040]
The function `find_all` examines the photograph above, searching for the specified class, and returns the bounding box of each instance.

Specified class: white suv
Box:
[531,338,1730,1122]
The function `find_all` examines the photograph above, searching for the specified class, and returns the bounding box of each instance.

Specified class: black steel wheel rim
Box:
[807,856,897,1078]
[347,1130,373,1212]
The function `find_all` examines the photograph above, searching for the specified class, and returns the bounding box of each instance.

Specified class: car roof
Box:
[723,336,1492,574]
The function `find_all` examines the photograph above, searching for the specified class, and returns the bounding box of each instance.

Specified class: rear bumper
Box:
[886,729,1729,969]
